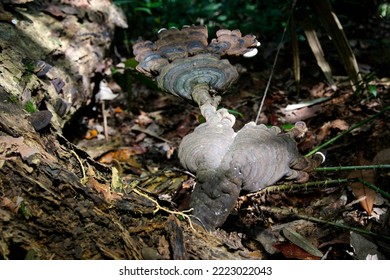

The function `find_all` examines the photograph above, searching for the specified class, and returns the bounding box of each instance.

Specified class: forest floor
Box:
[66,19,390,260]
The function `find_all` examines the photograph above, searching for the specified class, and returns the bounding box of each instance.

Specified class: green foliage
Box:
[378,2,390,18]
[226,108,244,119]
[113,0,290,92]
[24,100,38,113]
[354,72,378,98]
[25,61,36,72]
[114,0,289,47]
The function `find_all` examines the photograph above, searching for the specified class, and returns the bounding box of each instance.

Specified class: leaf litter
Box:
[67,31,390,260]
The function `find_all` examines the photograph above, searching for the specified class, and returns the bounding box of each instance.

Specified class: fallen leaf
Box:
[1,197,21,214]
[131,124,171,143]
[297,130,317,151]
[373,148,390,165]
[98,146,147,164]
[273,242,321,260]
[282,227,323,258]
[348,155,376,215]
[316,119,349,142]
[111,166,123,192]
[318,231,350,249]
[135,111,153,127]
[155,142,175,159]
[350,232,385,260]
[176,113,198,138]
[87,177,112,202]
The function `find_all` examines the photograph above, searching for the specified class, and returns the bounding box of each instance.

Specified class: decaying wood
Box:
[0,101,258,259]
[0,1,258,260]
[0,0,127,127]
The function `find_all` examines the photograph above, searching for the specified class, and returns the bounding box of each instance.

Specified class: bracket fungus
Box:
[133,25,323,230]
[180,117,324,230]
[133,25,259,107]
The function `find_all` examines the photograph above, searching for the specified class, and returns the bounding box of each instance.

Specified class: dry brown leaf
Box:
[1,197,20,214]
[273,242,321,260]
[87,177,112,202]
[98,146,146,164]
[373,148,390,165]
[316,119,349,142]
[329,119,349,130]
[318,231,350,249]
[298,130,318,151]
[176,113,198,138]
[348,156,376,215]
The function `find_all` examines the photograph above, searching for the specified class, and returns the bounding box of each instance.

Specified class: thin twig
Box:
[255,1,297,124]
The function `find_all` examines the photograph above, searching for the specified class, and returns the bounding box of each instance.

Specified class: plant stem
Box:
[247,179,350,196]
[355,178,390,198]
[306,105,390,157]
[315,164,390,172]
[258,205,390,241]
[249,177,390,198]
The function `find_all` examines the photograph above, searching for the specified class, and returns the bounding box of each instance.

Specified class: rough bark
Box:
[0,1,256,260]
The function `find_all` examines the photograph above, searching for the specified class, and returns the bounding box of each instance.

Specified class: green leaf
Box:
[282,227,323,258]
[217,14,228,21]
[226,108,244,119]
[134,7,152,15]
[367,85,377,97]
[124,57,139,69]
[282,123,295,131]
[24,101,38,113]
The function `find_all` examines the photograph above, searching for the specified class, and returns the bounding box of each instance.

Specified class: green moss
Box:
[25,61,35,72]
[7,95,19,103]
[24,100,38,113]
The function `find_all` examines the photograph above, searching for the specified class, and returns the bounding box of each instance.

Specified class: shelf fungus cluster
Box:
[133,25,259,107]
[133,25,324,230]
[179,115,324,230]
